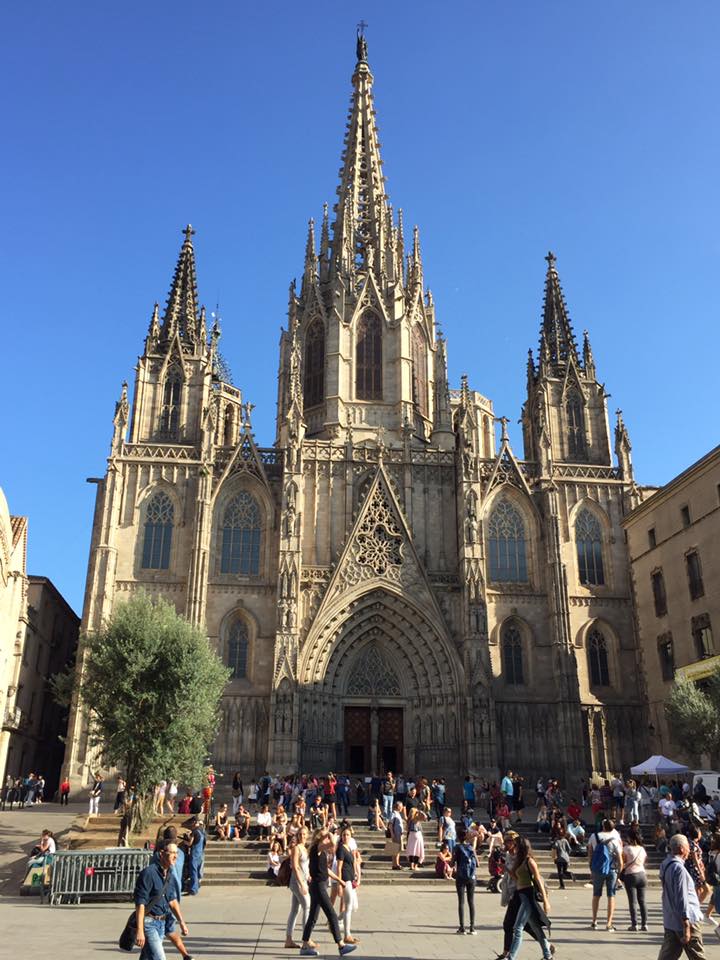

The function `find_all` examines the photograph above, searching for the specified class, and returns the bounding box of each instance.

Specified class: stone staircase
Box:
[66,810,665,889]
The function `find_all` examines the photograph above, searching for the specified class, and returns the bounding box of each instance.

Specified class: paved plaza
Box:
[0,880,688,959]
[0,804,712,959]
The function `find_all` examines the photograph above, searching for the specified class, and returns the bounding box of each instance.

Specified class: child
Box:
[487,845,504,893]
[435,841,454,879]
[496,798,511,831]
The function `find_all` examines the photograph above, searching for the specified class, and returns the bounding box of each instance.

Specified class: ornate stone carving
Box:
[346,645,401,696]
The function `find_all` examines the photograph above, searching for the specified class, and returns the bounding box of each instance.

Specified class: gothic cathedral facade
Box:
[64,40,648,787]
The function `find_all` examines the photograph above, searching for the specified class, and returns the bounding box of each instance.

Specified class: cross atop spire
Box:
[539,250,579,366]
[161,225,200,345]
[329,35,390,279]
[356,21,369,62]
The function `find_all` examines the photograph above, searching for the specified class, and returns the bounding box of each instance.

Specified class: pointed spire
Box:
[161,225,200,345]
[526,347,535,388]
[407,225,423,294]
[199,305,207,343]
[539,251,579,366]
[329,33,389,278]
[615,408,634,481]
[583,329,596,378]
[302,218,317,294]
[148,302,160,340]
[319,203,330,281]
[432,335,454,448]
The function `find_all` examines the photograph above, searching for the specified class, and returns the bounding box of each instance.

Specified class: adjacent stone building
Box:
[624,445,720,764]
[63,37,649,787]
[0,489,80,795]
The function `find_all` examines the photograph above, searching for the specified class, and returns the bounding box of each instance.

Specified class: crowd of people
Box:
[1,772,50,808]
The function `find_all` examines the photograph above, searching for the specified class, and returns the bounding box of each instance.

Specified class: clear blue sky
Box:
[2,1,718,615]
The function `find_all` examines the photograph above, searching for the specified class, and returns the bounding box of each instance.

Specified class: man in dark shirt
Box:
[404,786,420,817]
[134,842,188,959]
[189,792,203,816]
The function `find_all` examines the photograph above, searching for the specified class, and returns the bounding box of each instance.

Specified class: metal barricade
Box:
[49,848,152,905]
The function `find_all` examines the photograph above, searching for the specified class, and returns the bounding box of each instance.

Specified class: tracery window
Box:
[227,619,249,679]
[411,325,428,417]
[220,492,262,575]
[347,645,401,696]
[588,628,610,686]
[488,499,528,583]
[141,492,174,570]
[356,312,382,400]
[566,390,587,460]
[159,365,183,439]
[575,508,605,585]
[303,319,325,408]
[501,622,524,685]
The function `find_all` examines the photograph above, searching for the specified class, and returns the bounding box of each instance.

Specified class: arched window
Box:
[502,622,524,685]
[141,492,174,569]
[303,319,325,408]
[227,619,249,679]
[488,499,528,583]
[411,325,428,417]
[588,628,610,686]
[356,313,382,400]
[566,390,586,460]
[160,365,183,439]
[220,492,262,575]
[575,508,605,585]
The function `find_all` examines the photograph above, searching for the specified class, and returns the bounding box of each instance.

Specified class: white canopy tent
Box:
[630,755,689,783]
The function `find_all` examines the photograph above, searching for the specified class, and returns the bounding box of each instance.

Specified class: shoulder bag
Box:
[119,871,171,952]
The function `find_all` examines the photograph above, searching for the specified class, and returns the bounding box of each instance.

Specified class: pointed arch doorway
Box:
[343,644,404,774]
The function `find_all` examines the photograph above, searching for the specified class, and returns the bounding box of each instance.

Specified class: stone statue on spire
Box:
[356,21,368,62]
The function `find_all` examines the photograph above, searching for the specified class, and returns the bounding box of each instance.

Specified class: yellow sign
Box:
[676,655,720,682]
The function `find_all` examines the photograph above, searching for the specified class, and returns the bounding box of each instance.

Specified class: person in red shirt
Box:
[567,800,582,821]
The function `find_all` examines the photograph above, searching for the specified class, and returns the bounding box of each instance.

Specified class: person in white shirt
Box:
[659,796,676,828]
[257,804,273,840]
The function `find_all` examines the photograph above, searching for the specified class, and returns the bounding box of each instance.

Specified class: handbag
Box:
[118,871,171,951]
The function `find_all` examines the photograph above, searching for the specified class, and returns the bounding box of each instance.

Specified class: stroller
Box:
[487,846,505,893]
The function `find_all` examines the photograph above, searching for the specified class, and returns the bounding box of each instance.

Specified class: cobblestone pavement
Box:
[1,880,706,959]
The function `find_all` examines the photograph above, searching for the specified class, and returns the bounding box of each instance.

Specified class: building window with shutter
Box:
[356,313,382,400]
[303,319,325,408]
[692,614,714,660]
[501,622,524,685]
[227,619,249,679]
[686,551,704,601]
[141,492,174,570]
[651,570,667,617]
[657,632,675,681]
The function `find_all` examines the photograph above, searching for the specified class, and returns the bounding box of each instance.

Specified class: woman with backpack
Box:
[621,823,647,931]
[587,818,624,931]
[504,834,553,959]
[451,828,479,935]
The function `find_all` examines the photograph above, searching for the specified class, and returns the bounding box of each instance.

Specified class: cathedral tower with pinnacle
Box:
[64,34,647,787]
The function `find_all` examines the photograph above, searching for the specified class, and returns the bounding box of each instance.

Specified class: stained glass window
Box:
[356,313,382,400]
[488,499,528,583]
[220,492,261,575]
[588,628,610,686]
[576,508,605,585]
[160,365,183,438]
[566,390,586,460]
[227,619,248,678]
[304,319,325,408]
[502,623,524,685]
[141,492,174,570]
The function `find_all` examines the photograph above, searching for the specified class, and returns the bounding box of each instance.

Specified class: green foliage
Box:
[665,673,720,762]
[74,592,230,794]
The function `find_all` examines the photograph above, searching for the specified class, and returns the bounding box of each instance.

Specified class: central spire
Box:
[539,251,579,366]
[330,32,390,278]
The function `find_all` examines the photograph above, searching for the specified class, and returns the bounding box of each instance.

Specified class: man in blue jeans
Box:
[135,842,188,960]
[588,818,624,931]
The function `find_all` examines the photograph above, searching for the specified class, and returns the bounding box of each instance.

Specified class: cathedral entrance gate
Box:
[344,705,403,774]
